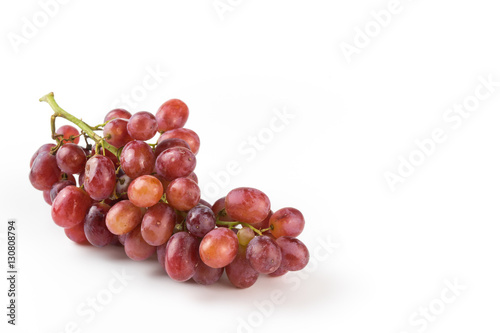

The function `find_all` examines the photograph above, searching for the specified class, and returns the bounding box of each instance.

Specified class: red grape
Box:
[199,228,238,268]
[156,99,189,132]
[103,118,133,148]
[252,210,272,230]
[30,153,61,191]
[83,203,114,247]
[141,202,176,246]
[186,205,216,238]
[51,185,92,228]
[56,125,80,144]
[30,143,56,168]
[127,175,163,208]
[226,246,259,288]
[165,177,200,211]
[269,207,305,238]
[193,252,224,286]
[211,197,235,222]
[154,138,190,158]
[105,200,143,235]
[246,236,282,274]
[275,236,309,271]
[127,111,158,141]
[165,232,198,282]
[104,108,132,122]
[225,188,271,225]
[268,265,288,277]
[49,179,76,202]
[43,190,52,205]
[120,140,155,179]
[84,155,116,201]
[155,147,196,181]
[56,143,86,174]
[64,222,89,244]
[157,243,167,270]
[124,225,156,261]
[158,128,200,155]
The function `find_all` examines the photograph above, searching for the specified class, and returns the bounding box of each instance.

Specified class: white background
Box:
[1,0,500,332]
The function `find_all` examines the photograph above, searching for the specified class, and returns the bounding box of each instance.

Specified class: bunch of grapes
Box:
[29,93,309,288]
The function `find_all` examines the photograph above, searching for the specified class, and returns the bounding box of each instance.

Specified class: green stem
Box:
[216,220,263,236]
[39,92,118,156]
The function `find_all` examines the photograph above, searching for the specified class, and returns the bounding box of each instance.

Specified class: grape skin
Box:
[186,205,216,238]
[156,99,189,132]
[124,225,156,261]
[64,222,89,244]
[270,207,305,238]
[226,245,259,288]
[127,111,158,141]
[246,236,282,274]
[154,138,190,158]
[155,147,196,181]
[275,236,309,271]
[103,118,133,148]
[165,232,198,282]
[165,177,200,211]
[49,179,76,202]
[29,153,61,191]
[56,143,86,174]
[104,108,132,122]
[158,128,200,155]
[56,125,80,144]
[127,175,163,208]
[84,155,116,201]
[83,203,114,247]
[199,228,238,268]
[105,200,143,235]
[51,185,92,228]
[225,188,271,225]
[192,252,223,286]
[30,143,56,168]
[141,203,176,246]
[120,140,155,179]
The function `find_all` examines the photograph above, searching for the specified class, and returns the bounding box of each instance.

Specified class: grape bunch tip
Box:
[30,92,310,289]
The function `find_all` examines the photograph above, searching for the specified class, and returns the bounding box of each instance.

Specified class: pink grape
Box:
[158,128,200,154]
[30,143,56,168]
[275,236,309,271]
[156,99,189,132]
[225,187,271,225]
[127,111,158,140]
[84,155,116,201]
[246,236,282,274]
[127,175,163,208]
[120,140,155,179]
[30,153,61,191]
[104,108,132,122]
[124,225,156,261]
[199,228,238,268]
[83,203,114,247]
[269,207,305,238]
[155,147,196,181]
[56,125,80,144]
[64,222,89,244]
[105,200,143,235]
[226,246,259,288]
[56,143,86,174]
[51,185,92,228]
[165,177,200,211]
[164,232,198,282]
[103,118,133,148]
[141,203,176,246]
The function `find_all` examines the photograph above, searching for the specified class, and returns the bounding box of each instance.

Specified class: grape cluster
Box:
[30,93,309,288]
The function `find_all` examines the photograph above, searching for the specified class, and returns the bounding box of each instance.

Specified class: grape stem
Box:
[216,220,264,236]
[39,92,118,156]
